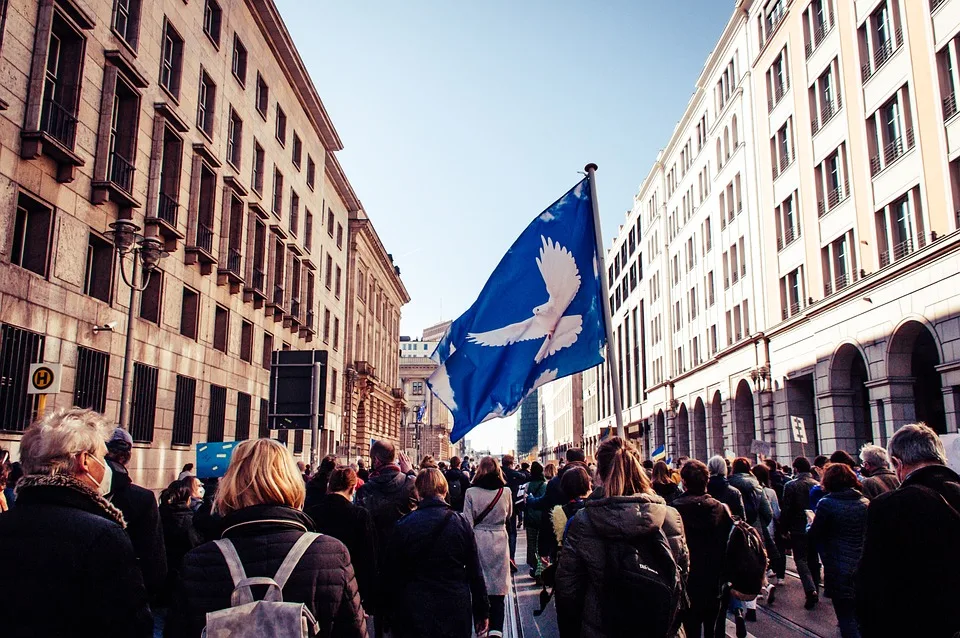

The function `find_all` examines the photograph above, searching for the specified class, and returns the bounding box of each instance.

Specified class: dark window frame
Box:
[130,362,159,443]
[231,33,247,86]
[158,17,184,100]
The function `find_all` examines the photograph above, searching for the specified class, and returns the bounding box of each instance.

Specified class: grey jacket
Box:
[781,472,819,535]
[861,468,900,501]
[728,472,772,528]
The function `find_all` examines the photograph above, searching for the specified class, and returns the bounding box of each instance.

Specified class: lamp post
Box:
[750,364,771,456]
[105,220,166,430]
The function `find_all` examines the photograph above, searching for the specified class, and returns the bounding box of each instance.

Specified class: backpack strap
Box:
[273,532,321,591]
[214,539,248,588]
[473,487,504,526]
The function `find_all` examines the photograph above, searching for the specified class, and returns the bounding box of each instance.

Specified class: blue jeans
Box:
[507,515,517,561]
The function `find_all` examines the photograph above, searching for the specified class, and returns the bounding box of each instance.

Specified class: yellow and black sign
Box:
[28,363,62,395]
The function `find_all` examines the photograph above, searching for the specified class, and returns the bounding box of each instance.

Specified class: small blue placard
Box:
[196,441,241,478]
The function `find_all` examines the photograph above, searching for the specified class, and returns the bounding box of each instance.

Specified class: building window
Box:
[272,168,283,215]
[180,286,200,339]
[83,233,114,303]
[868,85,914,176]
[203,0,222,47]
[232,34,247,86]
[775,191,800,250]
[113,0,141,50]
[236,391,251,440]
[780,267,805,319]
[306,156,315,190]
[157,127,182,227]
[32,9,86,157]
[259,397,270,437]
[226,107,242,168]
[275,106,286,146]
[336,223,343,249]
[323,308,331,343]
[816,143,849,216]
[74,346,109,413]
[104,76,141,196]
[0,325,45,433]
[858,0,903,81]
[197,70,216,137]
[292,133,302,169]
[770,118,794,179]
[413,381,424,395]
[159,18,184,99]
[330,369,338,405]
[823,230,856,295]
[139,268,162,324]
[304,209,313,253]
[333,317,340,351]
[170,374,197,445]
[130,362,158,442]
[251,140,265,195]
[11,193,53,277]
[804,0,835,59]
[203,383,224,442]
[325,254,333,289]
[811,58,842,133]
[327,209,335,236]
[335,265,342,298]
[239,320,253,362]
[262,331,273,369]
[876,186,924,267]
[289,190,299,237]
[213,304,229,353]
[766,46,789,111]
[256,72,268,118]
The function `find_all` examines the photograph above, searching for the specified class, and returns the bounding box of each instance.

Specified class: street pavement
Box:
[508,530,841,637]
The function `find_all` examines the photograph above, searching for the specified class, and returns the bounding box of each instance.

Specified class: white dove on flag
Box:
[466,236,583,363]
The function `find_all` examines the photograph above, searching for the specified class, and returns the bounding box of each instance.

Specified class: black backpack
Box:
[724,517,768,599]
[445,471,465,510]
[595,521,684,638]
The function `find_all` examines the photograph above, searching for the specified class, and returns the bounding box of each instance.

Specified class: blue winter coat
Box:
[808,488,868,600]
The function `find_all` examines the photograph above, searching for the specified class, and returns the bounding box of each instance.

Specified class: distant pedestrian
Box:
[751,463,784,604]
[812,455,829,481]
[529,449,587,561]
[182,475,205,511]
[157,478,202,632]
[502,454,525,571]
[707,455,745,519]
[304,454,338,511]
[545,465,593,565]
[443,455,471,512]
[177,463,194,481]
[728,457,772,623]
[523,462,548,574]
[653,460,683,504]
[420,454,438,469]
[384,468,489,637]
[357,458,369,482]
[165,438,365,638]
[3,460,21,509]
[556,436,688,638]
[674,459,733,638]
[858,444,900,500]
[464,456,513,638]
[306,466,377,612]
[105,427,167,603]
[0,408,152,636]
[781,456,821,609]
[856,423,960,637]
[808,463,868,638]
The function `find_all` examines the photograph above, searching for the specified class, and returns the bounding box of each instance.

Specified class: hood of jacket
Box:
[672,493,728,530]
[729,472,761,491]
[218,504,316,538]
[581,493,669,541]
[902,464,960,505]
[366,467,412,494]
[823,487,867,503]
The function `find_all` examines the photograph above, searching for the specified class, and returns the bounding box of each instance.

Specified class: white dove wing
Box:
[467,316,548,347]
[536,237,581,310]
[534,315,583,363]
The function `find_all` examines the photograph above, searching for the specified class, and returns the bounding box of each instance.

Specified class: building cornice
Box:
[350,212,411,305]
[245,0,343,152]
[325,152,361,212]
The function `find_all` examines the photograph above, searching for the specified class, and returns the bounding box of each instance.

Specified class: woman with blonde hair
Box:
[165,439,365,637]
[556,437,689,637]
[464,456,512,638]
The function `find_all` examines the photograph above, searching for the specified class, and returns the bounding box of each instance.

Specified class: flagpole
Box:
[585,164,625,439]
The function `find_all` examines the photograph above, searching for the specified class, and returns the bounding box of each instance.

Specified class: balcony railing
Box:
[157,192,178,226]
[870,128,915,176]
[226,247,242,276]
[109,151,135,194]
[781,300,802,320]
[879,237,915,267]
[768,78,790,112]
[773,149,793,179]
[251,266,265,293]
[932,0,948,11]
[945,93,958,121]
[861,28,903,82]
[777,224,800,251]
[813,93,843,133]
[40,98,78,149]
[196,222,214,254]
[805,14,834,59]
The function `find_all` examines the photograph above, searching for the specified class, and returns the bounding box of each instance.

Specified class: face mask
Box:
[197,487,206,499]
[86,453,113,497]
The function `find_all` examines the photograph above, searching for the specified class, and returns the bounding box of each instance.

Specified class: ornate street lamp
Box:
[105,220,167,430]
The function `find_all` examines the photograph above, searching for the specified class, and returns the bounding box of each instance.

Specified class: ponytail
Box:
[596,437,652,497]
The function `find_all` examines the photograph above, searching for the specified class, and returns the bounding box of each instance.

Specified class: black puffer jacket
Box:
[108,461,167,602]
[159,501,202,604]
[780,472,819,534]
[555,493,689,638]
[807,488,868,600]
[0,474,152,637]
[707,475,745,519]
[673,493,733,607]
[355,466,417,566]
[653,480,683,505]
[164,504,365,638]
[856,465,960,637]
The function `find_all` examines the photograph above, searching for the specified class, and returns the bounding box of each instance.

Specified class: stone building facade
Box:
[398,352,453,464]
[340,207,409,463]
[575,0,960,464]
[0,0,393,488]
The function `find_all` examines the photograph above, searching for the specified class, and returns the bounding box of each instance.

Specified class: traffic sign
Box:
[28,363,62,395]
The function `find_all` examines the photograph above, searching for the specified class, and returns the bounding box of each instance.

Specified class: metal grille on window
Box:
[74,346,109,413]
[294,429,304,453]
[130,363,159,442]
[235,392,251,440]
[0,324,45,433]
[259,397,270,438]
[207,384,226,443]
[172,375,197,446]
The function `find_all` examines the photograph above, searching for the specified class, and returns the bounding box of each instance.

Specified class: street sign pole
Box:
[310,361,321,470]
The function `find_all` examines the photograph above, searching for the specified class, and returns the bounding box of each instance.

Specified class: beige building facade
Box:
[0,0,394,488]
[579,0,960,463]
[398,351,453,465]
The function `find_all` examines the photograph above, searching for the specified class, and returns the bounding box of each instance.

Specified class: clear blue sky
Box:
[276,1,733,451]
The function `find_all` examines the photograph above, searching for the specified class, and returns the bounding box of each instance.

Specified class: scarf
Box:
[16,473,127,528]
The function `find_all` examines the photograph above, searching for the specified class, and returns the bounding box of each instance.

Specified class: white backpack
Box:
[202,532,322,638]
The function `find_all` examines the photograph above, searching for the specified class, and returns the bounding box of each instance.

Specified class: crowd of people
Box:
[0,407,958,638]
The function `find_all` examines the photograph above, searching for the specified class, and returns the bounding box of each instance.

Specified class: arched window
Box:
[732,115,739,148]
[723,127,730,160]
[716,139,723,168]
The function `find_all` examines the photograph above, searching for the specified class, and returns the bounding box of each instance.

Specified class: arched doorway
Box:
[734,380,755,456]
[830,343,873,451]
[889,320,946,433]
[693,398,707,460]
[710,391,724,455]
[656,410,666,453]
[676,403,690,458]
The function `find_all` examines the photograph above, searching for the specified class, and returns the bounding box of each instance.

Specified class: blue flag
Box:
[428,177,607,442]
[651,445,666,462]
